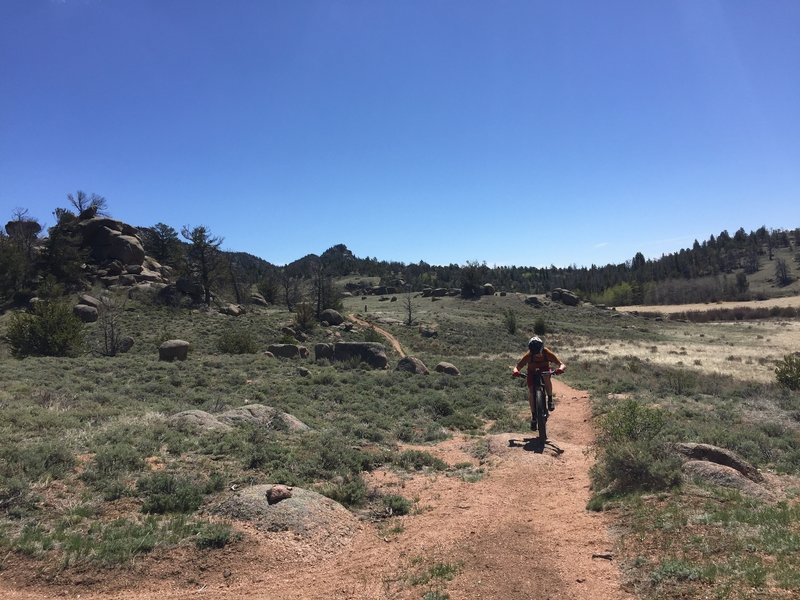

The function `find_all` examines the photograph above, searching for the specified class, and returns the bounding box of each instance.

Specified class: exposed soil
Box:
[348,313,407,357]
[0,377,633,600]
[615,295,800,314]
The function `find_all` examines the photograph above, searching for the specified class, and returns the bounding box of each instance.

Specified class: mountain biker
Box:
[512,336,566,430]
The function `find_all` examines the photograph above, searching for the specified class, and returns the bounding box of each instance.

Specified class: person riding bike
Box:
[512,336,566,430]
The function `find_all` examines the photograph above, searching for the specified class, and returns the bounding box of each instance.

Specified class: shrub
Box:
[591,400,682,496]
[319,474,368,507]
[533,318,547,336]
[382,494,412,516]
[392,449,447,471]
[503,309,517,334]
[775,354,800,391]
[6,299,84,357]
[1,441,76,482]
[136,472,204,514]
[84,443,146,481]
[364,326,383,343]
[293,302,316,331]
[195,522,238,549]
[216,327,258,354]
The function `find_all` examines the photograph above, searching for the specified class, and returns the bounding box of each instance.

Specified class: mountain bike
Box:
[514,368,557,442]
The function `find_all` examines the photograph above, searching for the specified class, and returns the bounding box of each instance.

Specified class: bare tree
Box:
[67,191,108,217]
[404,285,415,326]
[281,270,303,311]
[775,258,791,286]
[95,295,128,356]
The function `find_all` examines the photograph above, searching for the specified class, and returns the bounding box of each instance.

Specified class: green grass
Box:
[0,285,798,600]
[618,493,800,598]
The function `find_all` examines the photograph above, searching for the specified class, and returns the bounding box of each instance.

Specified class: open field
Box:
[0,289,798,599]
[616,295,800,315]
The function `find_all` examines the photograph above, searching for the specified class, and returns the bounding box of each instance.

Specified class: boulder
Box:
[396,356,429,375]
[168,410,232,432]
[211,485,361,545]
[5,219,41,238]
[133,268,164,283]
[175,277,205,302]
[267,344,307,359]
[419,324,438,338]
[88,228,145,265]
[483,283,495,295]
[159,339,190,361]
[218,404,310,431]
[673,443,763,483]
[220,304,244,317]
[333,342,388,369]
[682,461,774,501]
[77,294,101,309]
[118,336,135,353]
[320,309,344,326]
[525,295,544,307]
[315,343,334,361]
[266,485,293,505]
[435,362,460,376]
[250,292,269,306]
[552,288,579,306]
[73,304,98,323]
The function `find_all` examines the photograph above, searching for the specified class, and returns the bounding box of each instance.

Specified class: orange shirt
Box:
[515,348,562,374]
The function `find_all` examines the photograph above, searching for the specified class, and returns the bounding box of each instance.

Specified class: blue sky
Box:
[1,1,798,268]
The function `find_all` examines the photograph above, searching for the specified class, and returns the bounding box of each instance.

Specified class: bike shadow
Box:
[508,437,564,455]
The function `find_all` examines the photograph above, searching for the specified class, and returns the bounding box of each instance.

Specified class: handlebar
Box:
[512,368,561,378]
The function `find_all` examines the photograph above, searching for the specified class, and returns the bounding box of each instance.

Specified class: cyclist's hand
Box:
[512,368,521,378]
[555,366,565,375]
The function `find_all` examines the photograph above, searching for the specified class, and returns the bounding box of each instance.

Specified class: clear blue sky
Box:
[1,1,798,268]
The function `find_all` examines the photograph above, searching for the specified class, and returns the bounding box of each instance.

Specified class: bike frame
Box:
[526,369,555,441]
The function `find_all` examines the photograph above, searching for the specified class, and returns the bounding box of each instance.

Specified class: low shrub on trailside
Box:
[775,353,800,391]
[589,399,682,501]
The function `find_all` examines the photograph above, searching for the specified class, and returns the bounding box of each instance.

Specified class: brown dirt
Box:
[615,295,800,314]
[348,313,407,357]
[0,379,633,600]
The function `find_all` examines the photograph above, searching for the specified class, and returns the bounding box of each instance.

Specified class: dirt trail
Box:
[348,313,406,357]
[0,379,633,600]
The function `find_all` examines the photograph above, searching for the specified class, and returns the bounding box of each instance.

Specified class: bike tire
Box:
[535,388,547,441]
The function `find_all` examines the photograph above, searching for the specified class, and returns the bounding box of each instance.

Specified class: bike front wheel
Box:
[535,388,547,441]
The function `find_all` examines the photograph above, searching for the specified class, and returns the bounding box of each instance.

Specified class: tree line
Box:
[1,192,797,311]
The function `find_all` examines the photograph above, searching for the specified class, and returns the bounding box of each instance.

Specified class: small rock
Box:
[266,485,293,505]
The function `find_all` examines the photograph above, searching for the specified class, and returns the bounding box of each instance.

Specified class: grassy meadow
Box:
[0,287,799,598]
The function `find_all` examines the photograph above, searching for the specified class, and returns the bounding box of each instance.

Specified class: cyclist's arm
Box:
[512,352,530,375]
[545,348,566,373]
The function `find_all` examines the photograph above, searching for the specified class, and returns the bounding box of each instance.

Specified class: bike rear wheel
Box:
[535,388,547,441]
